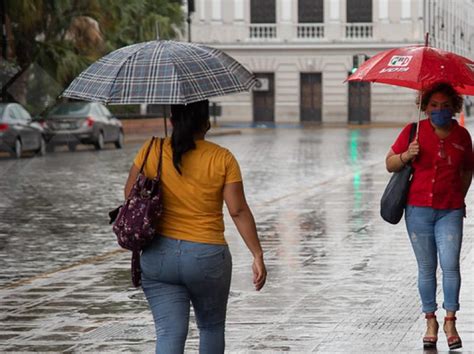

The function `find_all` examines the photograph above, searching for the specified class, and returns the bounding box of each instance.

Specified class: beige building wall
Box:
[190,0,474,124]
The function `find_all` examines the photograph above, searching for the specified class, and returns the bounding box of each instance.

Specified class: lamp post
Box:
[0,1,7,102]
[0,0,6,60]
[187,0,195,42]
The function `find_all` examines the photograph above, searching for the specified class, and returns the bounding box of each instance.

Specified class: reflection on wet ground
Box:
[0,124,473,352]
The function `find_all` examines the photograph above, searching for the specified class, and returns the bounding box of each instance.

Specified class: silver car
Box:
[43,102,124,152]
[0,103,46,158]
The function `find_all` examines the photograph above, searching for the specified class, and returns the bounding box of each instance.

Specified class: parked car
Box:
[0,103,46,158]
[41,102,124,152]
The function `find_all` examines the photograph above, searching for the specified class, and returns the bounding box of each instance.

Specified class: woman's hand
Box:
[252,256,267,291]
[405,139,420,160]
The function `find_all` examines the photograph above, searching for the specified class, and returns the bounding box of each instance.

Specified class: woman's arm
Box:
[223,182,266,291]
[385,139,420,172]
[124,164,140,200]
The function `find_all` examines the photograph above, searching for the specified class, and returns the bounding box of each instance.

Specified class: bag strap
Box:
[156,138,164,179]
[408,123,417,147]
[405,123,417,166]
[139,137,156,174]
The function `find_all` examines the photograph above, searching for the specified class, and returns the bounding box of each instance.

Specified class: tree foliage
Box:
[5,0,184,89]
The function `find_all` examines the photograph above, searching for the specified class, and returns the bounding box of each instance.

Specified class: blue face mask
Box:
[430,108,452,127]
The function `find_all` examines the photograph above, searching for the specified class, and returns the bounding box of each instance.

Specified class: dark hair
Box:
[417,82,463,113]
[170,100,209,174]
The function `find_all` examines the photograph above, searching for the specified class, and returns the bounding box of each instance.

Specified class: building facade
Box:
[190,0,474,124]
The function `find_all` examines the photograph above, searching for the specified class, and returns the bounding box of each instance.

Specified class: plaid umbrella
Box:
[62,40,257,104]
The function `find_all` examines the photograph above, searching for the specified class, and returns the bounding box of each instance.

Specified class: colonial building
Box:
[189,0,474,124]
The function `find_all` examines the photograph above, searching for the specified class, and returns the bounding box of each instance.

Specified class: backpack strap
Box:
[139,136,156,174]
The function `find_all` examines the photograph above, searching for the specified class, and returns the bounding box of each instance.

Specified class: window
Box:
[4,106,18,122]
[15,105,31,120]
[48,103,91,116]
[346,0,372,23]
[250,0,276,23]
[9,105,24,121]
[91,104,105,116]
[299,0,324,23]
[99,105,112,117]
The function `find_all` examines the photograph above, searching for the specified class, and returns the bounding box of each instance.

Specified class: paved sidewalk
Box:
[1,124,473,352]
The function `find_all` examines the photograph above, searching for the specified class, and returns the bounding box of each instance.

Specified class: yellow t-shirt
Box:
[133,137,242,245]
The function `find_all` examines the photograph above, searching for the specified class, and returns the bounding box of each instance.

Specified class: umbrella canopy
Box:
[62,40,257,104]
[347,45,474,95]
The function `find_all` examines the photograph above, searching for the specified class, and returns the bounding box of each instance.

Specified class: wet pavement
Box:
[0,123,473,352]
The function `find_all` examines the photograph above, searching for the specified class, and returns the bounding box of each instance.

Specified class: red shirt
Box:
[391,119,473,209]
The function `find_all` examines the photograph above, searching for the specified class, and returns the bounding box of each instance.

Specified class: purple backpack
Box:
[110,137,164,287]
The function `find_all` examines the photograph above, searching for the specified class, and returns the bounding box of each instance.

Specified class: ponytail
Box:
[170,100,209,174]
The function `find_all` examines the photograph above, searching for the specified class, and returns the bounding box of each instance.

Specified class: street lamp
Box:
[0,0,6,60]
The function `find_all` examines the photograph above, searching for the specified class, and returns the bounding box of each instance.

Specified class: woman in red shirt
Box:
[386,83,473,350]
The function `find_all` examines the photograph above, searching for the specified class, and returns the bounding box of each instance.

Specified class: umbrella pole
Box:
[416,91,423,139]
[417,33,428,139]
[164,112,168,137]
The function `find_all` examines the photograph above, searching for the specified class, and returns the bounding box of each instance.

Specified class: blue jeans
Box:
[405,206,464,313]
[141,236,232,354]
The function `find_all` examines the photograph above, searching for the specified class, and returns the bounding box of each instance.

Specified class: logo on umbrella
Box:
[379,55,412,74]
[388,56,412,67]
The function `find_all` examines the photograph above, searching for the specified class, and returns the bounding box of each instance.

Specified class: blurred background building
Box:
[189,0,474,124]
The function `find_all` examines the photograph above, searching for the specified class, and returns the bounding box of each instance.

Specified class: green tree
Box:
[4,0,105,106]
[99,0,184,49]
[4,0,184,109]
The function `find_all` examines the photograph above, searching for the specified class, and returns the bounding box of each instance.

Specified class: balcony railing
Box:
[297,24,324,39]
[345,23,373,39]
[249,24,277,39]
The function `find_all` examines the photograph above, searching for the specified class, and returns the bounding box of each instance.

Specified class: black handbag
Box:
[380,123,417,224]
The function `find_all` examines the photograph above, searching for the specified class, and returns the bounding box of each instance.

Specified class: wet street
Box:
[1,123,473,352]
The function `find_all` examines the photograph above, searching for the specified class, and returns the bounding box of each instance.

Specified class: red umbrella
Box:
[347,45,474,95]
[347,33,474,135]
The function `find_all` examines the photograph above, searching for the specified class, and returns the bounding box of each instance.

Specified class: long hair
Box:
[170,100,209,174]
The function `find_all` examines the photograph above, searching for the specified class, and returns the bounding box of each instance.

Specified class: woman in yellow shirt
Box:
[124,100,266,354]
